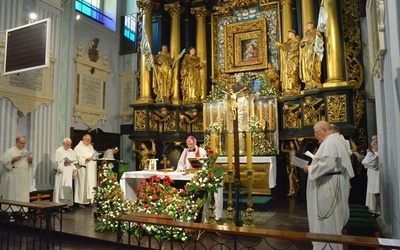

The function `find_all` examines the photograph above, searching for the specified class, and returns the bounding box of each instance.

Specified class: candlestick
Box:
[246,132,252,170]
[227,133,234,170]
[217,105,221,119]
[210,106,213,124]
[269,102,273,130]
[203,106,207,132]
[258,102,263,121]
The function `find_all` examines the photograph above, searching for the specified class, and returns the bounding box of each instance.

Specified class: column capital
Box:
[190,6,209,20]
[165,2,185,18]
[137,0,159,14]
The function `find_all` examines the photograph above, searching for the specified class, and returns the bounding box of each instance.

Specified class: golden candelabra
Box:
[224,170,235,226]
[243,170,255,228]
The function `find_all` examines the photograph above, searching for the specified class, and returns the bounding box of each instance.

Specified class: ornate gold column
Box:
[323,0,347,86]
[136,0,159,104]
[165,2,184,105]
[190,6,208,101]
[280,0,294,39]
[301,0,315,29]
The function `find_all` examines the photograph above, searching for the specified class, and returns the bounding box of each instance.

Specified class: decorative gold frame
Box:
[224,19,268,73]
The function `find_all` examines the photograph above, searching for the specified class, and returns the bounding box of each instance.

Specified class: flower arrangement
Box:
[203,119,224,150]
[94,162,133,232]
[94,152,224,241]
[187,150,224,196]
[207,71,278,101]
[132,175,203,240]
[237,72,278,96]
[250,117,276,156]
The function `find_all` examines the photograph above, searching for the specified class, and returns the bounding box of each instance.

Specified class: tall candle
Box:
[210,133,217,152]
[251,102,255,118]
[217,106,221,119]
[246,132,252,170]
[227,133,234,170]
[203,106,206,132]
[210,106,213,124]
[258,103,263,121]
[269,102,273,130]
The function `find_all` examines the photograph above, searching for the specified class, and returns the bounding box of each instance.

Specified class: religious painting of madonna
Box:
[225,19,268,73]
[242,39,259,61]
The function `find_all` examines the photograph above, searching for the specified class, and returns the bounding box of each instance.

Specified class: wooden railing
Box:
[115,213,400,250]
[0,199,64,250]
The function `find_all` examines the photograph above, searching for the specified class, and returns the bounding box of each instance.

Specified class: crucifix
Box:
[160,155,170,173]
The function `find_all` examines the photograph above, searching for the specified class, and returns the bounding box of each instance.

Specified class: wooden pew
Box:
[114,213,384,249]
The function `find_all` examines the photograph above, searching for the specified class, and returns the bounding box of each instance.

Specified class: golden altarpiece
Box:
[129,0,368,203]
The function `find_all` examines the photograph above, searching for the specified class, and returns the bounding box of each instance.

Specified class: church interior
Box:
[1,0,400,249]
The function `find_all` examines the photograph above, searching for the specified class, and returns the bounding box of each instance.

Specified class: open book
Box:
[291,156,309,169]
[20,151,33,158]
[63,157,76,164]
[352,151,364,160]
[91,151,103,159]
[304,151,315,160]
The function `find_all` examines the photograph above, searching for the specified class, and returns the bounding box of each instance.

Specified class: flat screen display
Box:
[3,18,51,75]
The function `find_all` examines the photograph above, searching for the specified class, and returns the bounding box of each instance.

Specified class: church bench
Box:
[114,214,385,250]
[0,199,65,249]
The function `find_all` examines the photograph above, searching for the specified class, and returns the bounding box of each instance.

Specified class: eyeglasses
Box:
[314,130,322,136]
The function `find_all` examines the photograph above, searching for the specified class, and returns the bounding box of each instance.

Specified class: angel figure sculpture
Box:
[282,102,301,129]
[133,140,156,170]
[281,140,300,196]
[303,96,324,126]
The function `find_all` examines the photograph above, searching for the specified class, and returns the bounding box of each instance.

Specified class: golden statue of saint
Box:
[133,140,156,170]
[180,47,206,104]
[272,30,301,95]
[152,45,174,103]
[300,22,323,90]
[264,62,280,93]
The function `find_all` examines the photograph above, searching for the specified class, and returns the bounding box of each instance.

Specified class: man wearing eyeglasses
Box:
[302,121,354,250]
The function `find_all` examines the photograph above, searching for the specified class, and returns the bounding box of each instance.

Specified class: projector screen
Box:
[3,18,51,75]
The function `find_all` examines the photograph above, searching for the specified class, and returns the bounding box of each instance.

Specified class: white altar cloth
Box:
[120,171,223,220]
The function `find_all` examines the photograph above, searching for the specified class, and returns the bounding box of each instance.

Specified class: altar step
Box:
[222,191,272,211]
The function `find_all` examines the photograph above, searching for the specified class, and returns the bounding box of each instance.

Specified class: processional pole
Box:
[233,108,242,226]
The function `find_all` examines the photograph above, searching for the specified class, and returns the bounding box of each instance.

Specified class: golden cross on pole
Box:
[160,155,170,173]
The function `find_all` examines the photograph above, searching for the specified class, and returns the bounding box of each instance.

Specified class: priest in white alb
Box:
[53,138,77,210]
[303,121,354,250]
[0,136,33,211]
[74,134,97,207]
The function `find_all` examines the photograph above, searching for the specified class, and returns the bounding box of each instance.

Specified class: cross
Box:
[160,155,170,173]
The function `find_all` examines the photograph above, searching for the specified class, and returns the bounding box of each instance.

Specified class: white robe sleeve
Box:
[176,150,187,172]
[0,151,13,170]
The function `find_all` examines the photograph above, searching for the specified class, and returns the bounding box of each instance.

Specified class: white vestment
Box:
[53,146,77,207]
[362,151,379,213]
[307,133,353,250]
[74,141,97,204]
[103,149,115,159]
[176,146,207,172]
[0,146,32,211]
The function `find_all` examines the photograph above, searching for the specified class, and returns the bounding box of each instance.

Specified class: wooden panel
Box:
[220,163,271,195]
